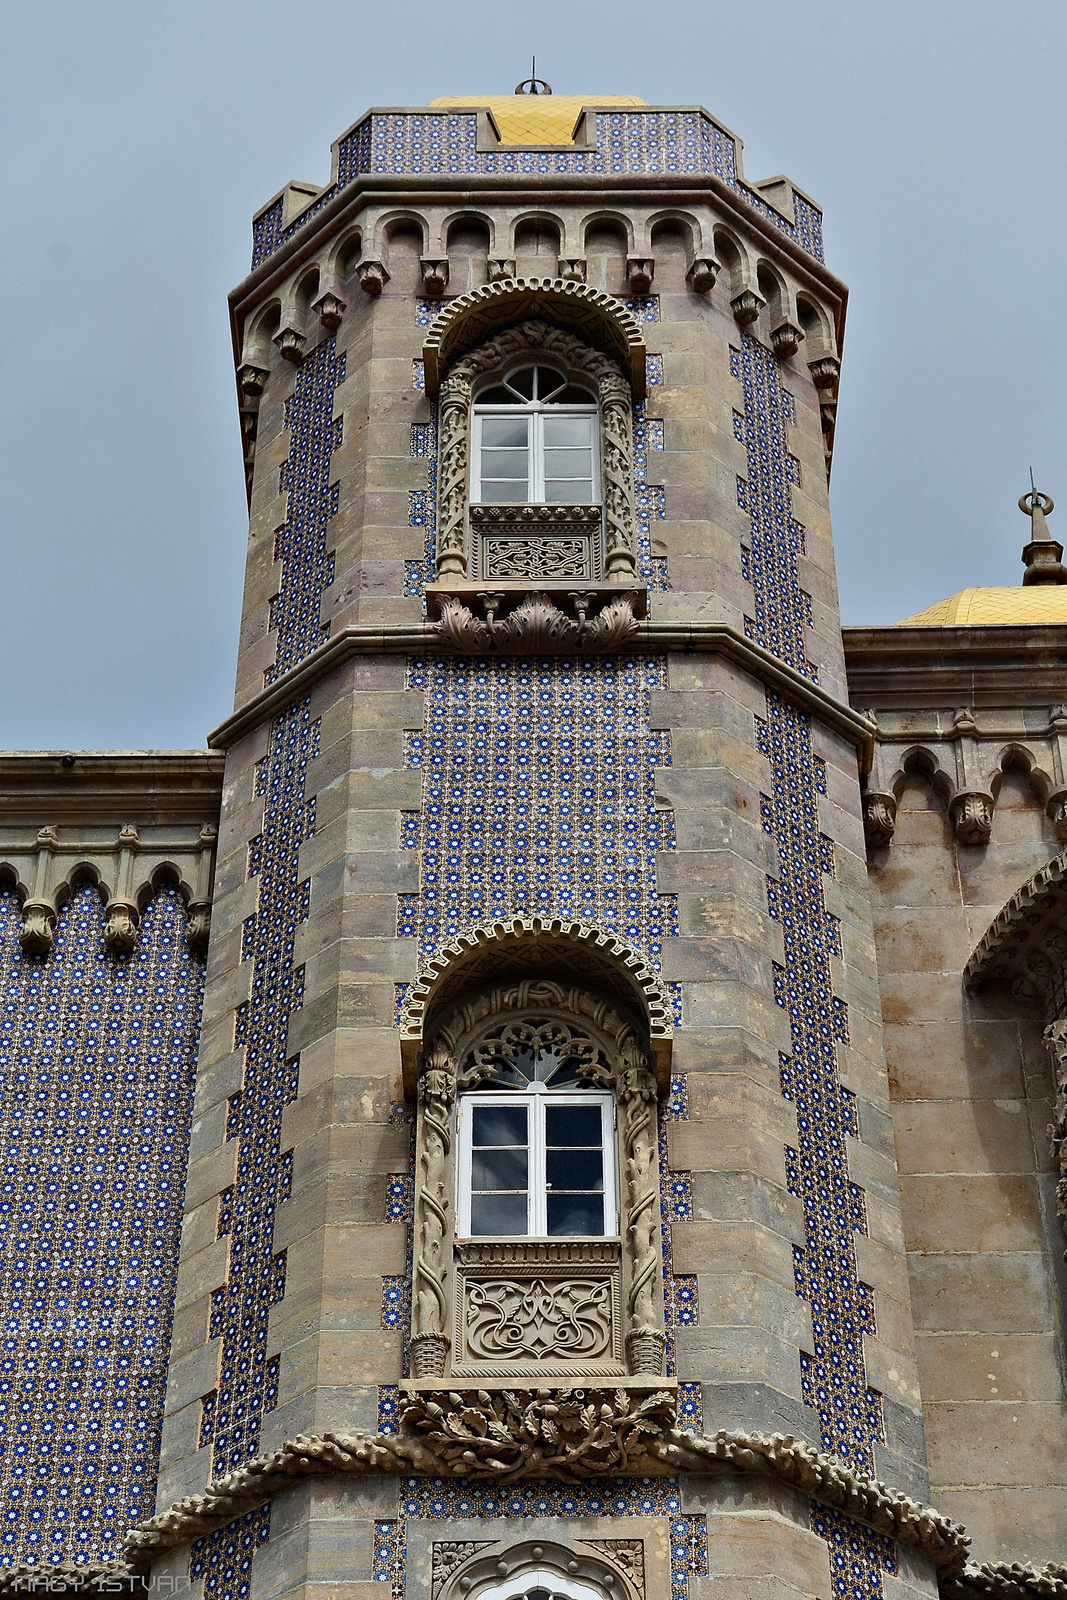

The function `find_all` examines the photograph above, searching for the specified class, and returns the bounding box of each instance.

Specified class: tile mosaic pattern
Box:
[405,412,438,600]
[811,1504,897,1600]
[403,658,677,964]
[268,339,345,683]
[659,1076,696,1377]
[190,1506,271,1600]
[252,112,823,266]
[735,334,883,1490]
[0,884,204,1567]
[374,1479,707,1600]
[634,402,668,593]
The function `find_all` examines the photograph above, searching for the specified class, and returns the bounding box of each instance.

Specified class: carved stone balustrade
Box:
[467,503,606,582]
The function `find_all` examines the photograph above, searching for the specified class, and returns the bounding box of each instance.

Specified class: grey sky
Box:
[3,0,1064,750]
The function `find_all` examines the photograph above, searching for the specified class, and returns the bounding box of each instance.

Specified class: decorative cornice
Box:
[843,623,1067,712]
[116,1416,971,1574]
[208,620,876,769]
[0,752,225,826]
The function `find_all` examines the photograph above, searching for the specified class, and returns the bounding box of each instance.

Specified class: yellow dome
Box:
[428,95,647,147]
[897,586,1067,625]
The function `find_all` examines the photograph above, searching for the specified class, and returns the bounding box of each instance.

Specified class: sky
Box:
[3,0,1065,750]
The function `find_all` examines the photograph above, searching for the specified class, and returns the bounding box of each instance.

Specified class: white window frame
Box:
[471,396,600,505]
[456,1090,617,1239]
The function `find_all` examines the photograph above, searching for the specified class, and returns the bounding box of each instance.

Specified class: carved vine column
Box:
[599,373,638,581]
[411,1043,457,1376]
[435,375,471,579]
[1042,955,1067,1259]
[618,1049,665,1374]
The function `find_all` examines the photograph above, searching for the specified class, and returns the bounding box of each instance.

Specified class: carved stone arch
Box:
[422,279,645,396]
[580,209,636,254]
[0,859,31,905]
[135,860,195,911]
[239,298,282,371]
[990,741,1055,806]
[375,208,430,258]
[648,209,700,255]
[509,208,566,256]
[324,223,363,282]
[441,1542,640,1600]
[431,977,646,1068]
[399,916,673,1094]
[892,744,956,806]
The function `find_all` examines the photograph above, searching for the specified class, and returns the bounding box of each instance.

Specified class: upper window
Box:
[472,364,599,505]
[455,1017,617,1240]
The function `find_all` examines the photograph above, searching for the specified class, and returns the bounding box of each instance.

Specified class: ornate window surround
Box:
[408,980,667,1385]
[432,319,639,589]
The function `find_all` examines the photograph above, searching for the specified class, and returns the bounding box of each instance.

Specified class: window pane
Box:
[545,1104,602,1145]
[472,1146,529,1189]
[476,385,513,405]
[543,416,594,446]
[482,417,529,448]
[546,1148,603,1191]
[542,448,593,476]
[547,1192,602,1236]
[471,1192,528,1235]
[472,1105,527,1146]
[551,384,596,404]
[544,477,594,503]
[481,449,530,478]
[505,366,536,399]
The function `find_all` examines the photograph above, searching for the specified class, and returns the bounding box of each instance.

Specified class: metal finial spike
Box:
[515,60,552,95]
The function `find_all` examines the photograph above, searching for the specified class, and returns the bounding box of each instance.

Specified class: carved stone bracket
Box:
[626,258,655,294]
[558,257,586,283]
[731,290,765,326]
[357,258,389,295]
[862,791,897,849]
[488,258,516,282]
[313,289,346,330]
[770,320,804,360]
[429,590,642,655]
[686,257,720,293]
[951,791,995,845]
[421,258,450,296]
[273,323,305,364]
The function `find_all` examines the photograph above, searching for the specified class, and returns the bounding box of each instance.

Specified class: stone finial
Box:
[1020,488,1067,586]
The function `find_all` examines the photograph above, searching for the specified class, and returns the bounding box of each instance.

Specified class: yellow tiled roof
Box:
[897,586,1067,625]
[428,94,647,147]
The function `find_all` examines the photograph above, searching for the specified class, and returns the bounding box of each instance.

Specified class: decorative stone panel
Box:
[453,1240,624,1376]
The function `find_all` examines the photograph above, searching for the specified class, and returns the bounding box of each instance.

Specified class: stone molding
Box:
[115,1415,981,1581]
[421,278,646,397]
[963,852,1067,993]
[206,619,877,769]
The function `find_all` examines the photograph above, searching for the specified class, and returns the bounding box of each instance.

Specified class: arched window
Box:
[456,1020,617,1238]
[472,364,599,505]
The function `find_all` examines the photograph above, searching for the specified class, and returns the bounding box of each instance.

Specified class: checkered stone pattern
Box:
[268,339,345,683]
[256,112,824,267]
[373,1479,707,1600]
[734,333,884,1504]
[0,883,204,1568]
[402,658,677,963]
[812,1505,897,1600]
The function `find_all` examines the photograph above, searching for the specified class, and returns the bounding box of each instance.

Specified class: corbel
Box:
[357,259,389,296]
[626,257,654,295]
[19,826,60,955]
[104,824,141,955]
[236,363,269,399]
[860,714,897,848]
[273,312,306,364]
[420,258,449,297]
[186,824,217,955]
[1046,704,1067,841]
[686,256,720,293]
[487,258,516,283]
[312,274,347,330]
[557,257,586,284]
[948,709,994,845]
[730,289,765,327]
[770,321,804,360]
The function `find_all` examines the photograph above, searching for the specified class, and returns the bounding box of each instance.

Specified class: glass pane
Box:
[547,1147,603,1190]
[545,1104,602,1145]
[472,1146,529,1189]
[481,449,530,478]
[534,367,567,399]
[471,1192,528,1235]
[547,1192,602,1236]
[472,1105,528,1146]
[482,417,529,447]
[544,478,593,503]
[505,366,536,399]
[543,416,594,446]
[476,385,514,405]
[542,448,593,475]
[550,384,596,404]
[481,479,529,503]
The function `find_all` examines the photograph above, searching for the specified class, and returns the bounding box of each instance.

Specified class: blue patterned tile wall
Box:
[0,884,204,1568]
[373,1479,707,1600]
[733,333,884,1512]
[403,658,677,965]
[252,112,823,267]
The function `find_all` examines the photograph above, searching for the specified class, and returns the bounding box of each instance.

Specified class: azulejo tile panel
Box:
[0,884,204,1568]
[403,658,678,967]
[253,113,824,266]
[734,334,883,1502]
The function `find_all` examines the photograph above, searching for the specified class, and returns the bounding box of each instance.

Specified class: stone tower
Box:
[9,82,1058,1600]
